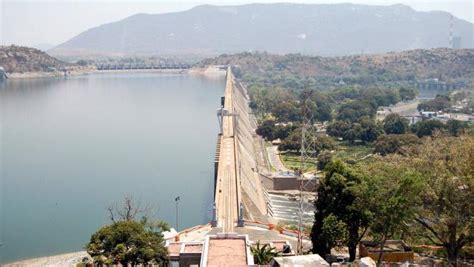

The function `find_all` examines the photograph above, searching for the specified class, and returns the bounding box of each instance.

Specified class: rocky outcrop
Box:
[0,45,69,73]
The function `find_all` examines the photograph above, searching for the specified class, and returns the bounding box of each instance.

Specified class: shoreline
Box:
[3,65,226,80]
[3,251,89,267]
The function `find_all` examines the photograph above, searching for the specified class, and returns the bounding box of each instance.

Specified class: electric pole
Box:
[297,90,318,255]
[175,196,181,231]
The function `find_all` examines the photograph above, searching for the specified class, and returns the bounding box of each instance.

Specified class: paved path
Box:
[215,68,240,232]
[266,145,290,172]
[214,68,268,233]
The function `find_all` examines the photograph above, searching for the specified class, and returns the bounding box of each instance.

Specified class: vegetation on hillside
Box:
[204,49,474,170]
[204,49,474,264]
[0,45,69,73]
[202,48,474,89]
[311,135,474,265]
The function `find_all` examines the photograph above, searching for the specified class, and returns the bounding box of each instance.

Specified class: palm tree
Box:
[250,241,281,265]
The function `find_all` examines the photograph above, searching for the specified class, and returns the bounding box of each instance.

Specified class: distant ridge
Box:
[50,3,474,57]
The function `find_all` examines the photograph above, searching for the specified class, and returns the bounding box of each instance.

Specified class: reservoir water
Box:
[0,72,224,264]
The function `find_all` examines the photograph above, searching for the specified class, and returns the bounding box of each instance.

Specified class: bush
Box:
[374,134,421,155]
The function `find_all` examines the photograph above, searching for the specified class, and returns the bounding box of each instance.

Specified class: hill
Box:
[201,48,474,89]
[0,45,68,73]
[50,3,474,57]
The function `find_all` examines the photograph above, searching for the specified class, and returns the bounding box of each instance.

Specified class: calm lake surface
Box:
[0,72,224,263]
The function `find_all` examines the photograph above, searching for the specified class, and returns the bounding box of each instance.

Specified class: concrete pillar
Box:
[211,203,217,227]
[238,202,244,227]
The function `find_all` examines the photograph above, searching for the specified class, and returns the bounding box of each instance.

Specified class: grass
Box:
[333,141,374,163]
[280,152,316,172]
[278,140,374,172]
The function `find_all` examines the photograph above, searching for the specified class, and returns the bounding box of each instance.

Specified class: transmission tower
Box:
[296,90,319,255]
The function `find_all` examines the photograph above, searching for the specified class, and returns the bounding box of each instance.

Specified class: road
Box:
[266,145,290,172]
[215,68,241,232]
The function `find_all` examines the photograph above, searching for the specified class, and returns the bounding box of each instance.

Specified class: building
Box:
[164,223,311,267]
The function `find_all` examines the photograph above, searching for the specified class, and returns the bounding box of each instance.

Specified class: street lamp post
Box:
[175,196,181,231]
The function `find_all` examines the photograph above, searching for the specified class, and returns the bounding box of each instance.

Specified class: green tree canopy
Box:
[446,119,468,137]
[411,120,446,137]
[87,197,169,266]
[374,134,421,155]
[383,113,409,134]
[337,100,376,123]
[356,159,424,263]
[404,135,474,265]
[87,220,169,266]
[417,95,451,112]
[317,150,333,171]
[399,87,417,101]
[311,161,370,261]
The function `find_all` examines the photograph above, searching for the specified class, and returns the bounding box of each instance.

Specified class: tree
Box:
[107,196,150,222]
[278,128,302,152]
[256,120,276,140]
[417,95,451,112]
[311,161,370,261]
[361,88,400,108]
[274,123,298,140]
[328,118,382,144]
[319,214,348,251]
[337,101,376,123]
[399,87,417,101]
[88,197,169,266]
[357,159,423,263]
[278,128,334,156]
[327,121,351,138]
[359,117,384,142]
[446,119,467,137]
[272,101,300,122]
[383,113,409,134]
[374,134,420,155]
[310,92,333,122]
[411,120,446,137]
[87,220,169,266]
[405,135,474,266]
[317,151,333,171]
[251,241,281,264]
[343,125,362,144]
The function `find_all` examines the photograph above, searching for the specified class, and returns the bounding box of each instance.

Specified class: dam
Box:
[213,67,268,232]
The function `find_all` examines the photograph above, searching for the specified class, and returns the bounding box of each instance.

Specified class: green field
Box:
[280,141,373,171]
[333,141,374,163]
[280,152,316,172]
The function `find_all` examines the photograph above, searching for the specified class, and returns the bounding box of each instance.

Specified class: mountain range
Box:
[50,3,474,56]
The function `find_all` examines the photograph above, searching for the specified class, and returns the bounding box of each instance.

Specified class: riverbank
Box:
[3,251,89,267]
[6,66,95,79]
[3,66,226,80]
[94,68,189,74]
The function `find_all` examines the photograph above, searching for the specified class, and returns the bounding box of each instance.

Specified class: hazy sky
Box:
[1,0,473,47]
